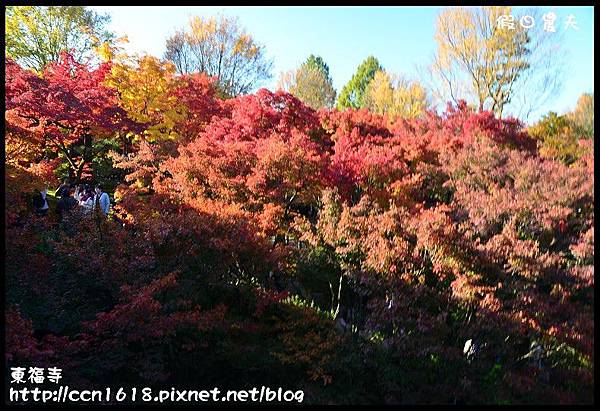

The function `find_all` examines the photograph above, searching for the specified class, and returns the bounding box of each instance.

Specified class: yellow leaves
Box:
[106,54,186,142]
[188,15,257,60]
[5,131,39,167]
[233,33,258,58]
[189,16,218,43]
[116,35,130,44]
[363,70,429,121]
[392,80,428,120]
[94,35,129,63]
[94,42,113,62]
[363,70,394,115]
[433,6,535,116]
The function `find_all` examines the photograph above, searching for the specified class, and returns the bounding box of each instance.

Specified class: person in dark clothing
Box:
[55,178,71,198]
[56,187,78,218]
[32,186,49,216]
[56,187,79,236]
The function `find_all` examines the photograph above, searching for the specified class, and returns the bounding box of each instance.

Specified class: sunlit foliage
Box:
[5,50,593,404]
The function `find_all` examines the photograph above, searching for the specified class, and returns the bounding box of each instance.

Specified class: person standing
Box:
[33,186,49,216]
[79,187,95,214]
[55,187,78,235]
[56,187,77,218]
[94,185,111,216]
[74,184,85,202]
[55,178,71,198]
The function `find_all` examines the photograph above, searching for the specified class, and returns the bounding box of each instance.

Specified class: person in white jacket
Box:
[74,184,84,202]
[79,187,95,214]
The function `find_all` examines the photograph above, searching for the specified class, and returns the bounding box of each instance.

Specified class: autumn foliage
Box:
[5,54,594,404]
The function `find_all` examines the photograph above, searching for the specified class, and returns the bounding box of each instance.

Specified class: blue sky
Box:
[92,6,594,123]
